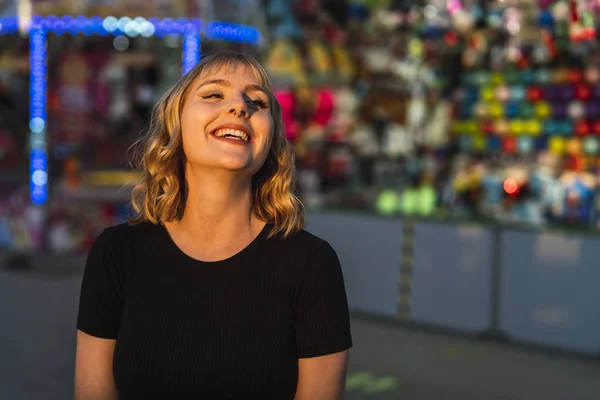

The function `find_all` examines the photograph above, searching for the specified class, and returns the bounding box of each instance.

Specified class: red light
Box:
[574,155,586,171]
[542,31,558,58]
[575,84,591,100]
[444,31,458,46]
[481,120,494,135]
[568,69,584,83]
[504,179,519,195]
[584,27,597,41]
[576,121,590,136]
[593,120,600,134]
[528,87,542,102]
[565,155,585,171]
[503,137,516,153]
[517,57,530,70]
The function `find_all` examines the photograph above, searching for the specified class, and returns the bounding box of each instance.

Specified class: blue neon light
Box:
[28,15,199,39]
[29,25,49,206]
[205,21,261,45]
[22,14,259,206]
[3,15,259,42]
[28,15,257,43]
[0,17,18,35]
[183,32,201,75]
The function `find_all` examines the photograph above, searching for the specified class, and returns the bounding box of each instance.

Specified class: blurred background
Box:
[2,0,600,399]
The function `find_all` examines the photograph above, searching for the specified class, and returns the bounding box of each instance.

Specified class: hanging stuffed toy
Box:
[310,87,335,127]
[382,123,412,158]
[264,39,308,87]
[307,38,334,83]
[348,121,379,159]
[331,84,359,142]
[561,169,596,225]
[331,29,355,83]
[274,89,298,142]
[423,97,451,148]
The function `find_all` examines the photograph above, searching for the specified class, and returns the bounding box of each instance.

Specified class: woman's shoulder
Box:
[92,221,162,254]
[282,227,325,244]
[271,226,334,258]
[100,220,158,239]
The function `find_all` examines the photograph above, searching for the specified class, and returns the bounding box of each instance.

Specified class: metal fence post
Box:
[397,219,415,321]
[480,225,509,341]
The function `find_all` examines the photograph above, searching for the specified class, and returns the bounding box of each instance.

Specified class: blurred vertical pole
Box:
[397,220,415,321]
[182,30,201,75]
[481,225,508,340]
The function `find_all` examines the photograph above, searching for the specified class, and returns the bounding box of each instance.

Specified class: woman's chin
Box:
[188,154,264,176]
[202,160,254,175]
[217,157,253,171]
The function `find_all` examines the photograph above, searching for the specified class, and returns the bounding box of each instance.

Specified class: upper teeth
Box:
[214,129,249,142]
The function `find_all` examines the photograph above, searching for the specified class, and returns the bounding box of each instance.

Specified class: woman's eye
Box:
[247,99,268,109]
[201,93,223,99]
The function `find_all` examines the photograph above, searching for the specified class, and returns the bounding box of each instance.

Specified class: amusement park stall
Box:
[0,0,263,253]
[282,0,600,357]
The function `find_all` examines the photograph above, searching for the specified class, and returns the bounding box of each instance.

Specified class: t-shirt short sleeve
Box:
[76,229,126,339]
[293,242,353,358]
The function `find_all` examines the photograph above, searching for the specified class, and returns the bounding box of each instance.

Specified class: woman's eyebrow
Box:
[196,79,231,90]
[195,80,268,97]
[245,84,268,96]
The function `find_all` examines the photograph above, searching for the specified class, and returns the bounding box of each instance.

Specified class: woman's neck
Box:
[164,169,264,253]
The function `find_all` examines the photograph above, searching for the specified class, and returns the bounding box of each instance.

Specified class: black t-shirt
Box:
[77,222,353,399]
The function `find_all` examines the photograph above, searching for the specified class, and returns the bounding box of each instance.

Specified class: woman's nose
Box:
[229,107,247,118]
[227,95,248,118]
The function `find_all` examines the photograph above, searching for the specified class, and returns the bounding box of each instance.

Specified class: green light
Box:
[376,190,400,216]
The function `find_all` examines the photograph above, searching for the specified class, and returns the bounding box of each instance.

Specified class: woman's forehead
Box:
[196,61,266,86]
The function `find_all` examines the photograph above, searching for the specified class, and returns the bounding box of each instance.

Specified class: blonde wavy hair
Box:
[129,51,305,238]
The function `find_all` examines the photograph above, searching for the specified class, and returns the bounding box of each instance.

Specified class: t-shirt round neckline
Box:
[159,222,272,267]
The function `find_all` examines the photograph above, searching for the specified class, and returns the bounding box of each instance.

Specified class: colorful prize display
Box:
[454,68,600,157]
[439,0,600,228]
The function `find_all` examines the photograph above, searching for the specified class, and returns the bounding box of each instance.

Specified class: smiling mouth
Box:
[212,128,250,142]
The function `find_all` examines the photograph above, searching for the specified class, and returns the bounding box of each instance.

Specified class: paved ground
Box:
[1,256,599,400]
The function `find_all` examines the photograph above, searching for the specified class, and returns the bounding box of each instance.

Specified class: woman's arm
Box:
[74,330,118,400]
[295,350,349,400]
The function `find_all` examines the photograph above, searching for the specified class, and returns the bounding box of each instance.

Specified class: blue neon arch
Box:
[1,15,261,205]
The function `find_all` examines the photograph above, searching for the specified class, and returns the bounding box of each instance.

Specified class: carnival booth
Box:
[292,0,600,356]
[0,0,261,253]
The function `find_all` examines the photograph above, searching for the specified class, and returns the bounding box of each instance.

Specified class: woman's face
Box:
[180,65,274,178]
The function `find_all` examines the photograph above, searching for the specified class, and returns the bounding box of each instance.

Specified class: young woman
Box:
[74,51,352,400]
